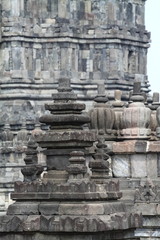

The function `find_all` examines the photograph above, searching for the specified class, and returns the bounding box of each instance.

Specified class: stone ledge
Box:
[0,231,139,240]
[113,141,160,154]
[0,212,142,233]
[1,35,150,48]
[135,228,160,238]
[11,192,122,201]
[36,130,96,147]
[135,203,160,216]
[7,201,126,216]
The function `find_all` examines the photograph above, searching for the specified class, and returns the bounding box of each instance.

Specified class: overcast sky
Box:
[145,0,160,93]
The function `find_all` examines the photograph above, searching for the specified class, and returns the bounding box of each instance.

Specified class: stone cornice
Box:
[0,35,150,48]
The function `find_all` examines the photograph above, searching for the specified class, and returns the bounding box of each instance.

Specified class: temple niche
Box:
[0,0,160,240]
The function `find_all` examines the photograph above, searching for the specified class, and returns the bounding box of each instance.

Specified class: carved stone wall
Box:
[0,0,151,219]
[1,2,160,240]
[0,0,150,107]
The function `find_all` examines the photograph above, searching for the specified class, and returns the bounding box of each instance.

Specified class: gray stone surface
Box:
[147,154,158,178]
[0,0,150,113]
[131,154,147,178]
[0,232,140,240]
[0,77,142,239]
[112,155,131,178]
[0,1,160,240]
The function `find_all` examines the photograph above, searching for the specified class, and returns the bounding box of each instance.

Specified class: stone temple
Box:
[0,0,160,239]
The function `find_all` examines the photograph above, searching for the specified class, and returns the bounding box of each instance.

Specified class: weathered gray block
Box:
[147,154,158,178]
[131,154,147,178]
[112,155,131,177]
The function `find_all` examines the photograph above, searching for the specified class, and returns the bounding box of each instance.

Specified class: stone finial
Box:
[24,138,38,165]
[94,82,108,103]
[37,78,96,172]
[17,122,29,142]
[156,106,160,137]
[112,90,125,132]
[32,123,43,137]
[21,137,43,182]
[89,132,110,183]
[115,90,122,101]
[153,92,159,103]
[40,77,90,131]
[133,81,141,94]
[98,83,105,96]
[52,78,77,103]
[58,78,72,92]
[0,123,14,142]
[67,151,88,183]
[149,92,160,135]
[112,90,124,108]
[121,81,151,139]
[130,82,144,102]
[149,92,160,110]
[90,83,115,138]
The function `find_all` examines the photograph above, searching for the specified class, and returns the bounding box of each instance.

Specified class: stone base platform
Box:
[0,231,139,240]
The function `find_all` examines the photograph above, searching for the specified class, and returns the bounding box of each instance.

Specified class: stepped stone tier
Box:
[0,79,142,240]
[37,77,95,172]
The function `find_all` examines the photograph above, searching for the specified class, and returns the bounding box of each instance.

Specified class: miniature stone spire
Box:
[148,92,160,136]
[90,82,115,139]
[36,78,95,173]
[16,122,29,143]
[0,123,14,151]
[17,121,45,182]
[89,131,111,183]
[153,92,159,104]
[121,81,151,139]
[21,137,43,182]
[67,151,88,183]
[112,90,125,133]
[113,90,124,107]
[1,123,14,142]
[94,83,108,103]
[31,121,43,137]
[156,95,160,138]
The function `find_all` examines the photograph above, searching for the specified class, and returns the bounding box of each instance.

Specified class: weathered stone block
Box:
[135,203,157,216]
[11,70,23,79]
[39,202,59,215]
[147,154,158,178]
[112,155,131,177]
[23,216,40,231]
[155,204,160,215]
[103,202,126,215]
[59,203,104,215]
[148,141,160,152]
[135,141,147,153]
[131,154,147,178]
[113,141,136,154]
[7,202,39,215]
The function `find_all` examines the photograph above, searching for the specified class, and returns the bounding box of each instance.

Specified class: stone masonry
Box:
[0,1,160,240]
[0,1,151,214]
[0,78,142,240]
